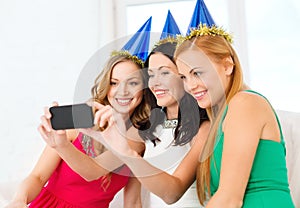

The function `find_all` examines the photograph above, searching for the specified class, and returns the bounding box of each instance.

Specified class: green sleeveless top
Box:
[210,90,295,207]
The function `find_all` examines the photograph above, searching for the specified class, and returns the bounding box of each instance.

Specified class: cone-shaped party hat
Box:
[186,0,215,35]
[121,16,152,62]
[160,10,181,40]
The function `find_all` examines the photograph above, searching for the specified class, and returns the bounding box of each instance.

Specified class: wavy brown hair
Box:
[86,54,150,190]
[174,35,245,205]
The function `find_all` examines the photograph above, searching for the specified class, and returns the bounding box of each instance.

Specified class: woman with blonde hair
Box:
[6,17,152,208]
[174,24,295,207]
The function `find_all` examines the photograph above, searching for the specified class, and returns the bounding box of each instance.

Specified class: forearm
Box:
[11,175,45,204]
[55,142,124,181]
[54,142,108,181]
[123,177,142,208]
[119,150,188,204]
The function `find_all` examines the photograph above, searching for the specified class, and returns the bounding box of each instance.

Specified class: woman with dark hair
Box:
[138,39,208,207]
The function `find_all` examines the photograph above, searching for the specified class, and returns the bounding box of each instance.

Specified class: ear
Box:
[223,56,234,76]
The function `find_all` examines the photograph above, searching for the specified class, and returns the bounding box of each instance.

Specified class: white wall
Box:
[0,0,101,184]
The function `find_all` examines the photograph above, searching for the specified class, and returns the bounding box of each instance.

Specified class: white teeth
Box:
[195,91,205,97]
[155,91,165,95]
[155,90,166,96]
[116,98,131,105]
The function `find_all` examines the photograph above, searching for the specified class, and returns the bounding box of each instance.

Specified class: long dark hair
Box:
[139,42,208,146]
[140,90,208,146]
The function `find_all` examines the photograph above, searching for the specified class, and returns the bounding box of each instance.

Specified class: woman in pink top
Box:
[6,53,149,208]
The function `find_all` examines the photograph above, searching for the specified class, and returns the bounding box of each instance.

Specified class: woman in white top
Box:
[138,39,208,207]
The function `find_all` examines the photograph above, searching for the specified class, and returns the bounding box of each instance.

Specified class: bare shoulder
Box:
[228,91,271,114]
[225,91,275,132]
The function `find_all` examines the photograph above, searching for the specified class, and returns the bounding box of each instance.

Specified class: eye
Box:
[110,81,117,86]
[148,74,154,78]
[129,81,140,86]
[161,71,170,76]
[180,75,186,80]
[193,71,202,77]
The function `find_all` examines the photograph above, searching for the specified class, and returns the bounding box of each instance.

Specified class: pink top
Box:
[29,133,131,208]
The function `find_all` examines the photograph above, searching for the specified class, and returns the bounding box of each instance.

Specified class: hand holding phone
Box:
[50,103,94,130]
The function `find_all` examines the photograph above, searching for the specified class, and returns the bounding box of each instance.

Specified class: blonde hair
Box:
[87,54,150,189]
[175,35,244,205]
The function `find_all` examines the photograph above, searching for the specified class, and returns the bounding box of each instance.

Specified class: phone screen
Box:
[50,103,94,130]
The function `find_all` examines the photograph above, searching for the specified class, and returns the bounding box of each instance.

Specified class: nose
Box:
[148,74,161,87]
[118,82,129,95]
[185,76,198,92]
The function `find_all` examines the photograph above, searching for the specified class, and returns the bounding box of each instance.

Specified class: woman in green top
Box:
[174,24,295,207]
[80,25,295,207]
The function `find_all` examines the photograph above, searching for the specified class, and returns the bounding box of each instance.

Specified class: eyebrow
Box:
[111,76,140,82]
[148,66,171,71]
[189,67,202,74]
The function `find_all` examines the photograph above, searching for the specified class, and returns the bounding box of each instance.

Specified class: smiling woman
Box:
[115,0,300,113]
[106,61,144,115]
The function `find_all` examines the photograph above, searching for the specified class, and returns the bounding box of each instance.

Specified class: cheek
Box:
[133,91,143,104]
[131,85,144,97]
[148,78,155,88]
[107,87,116,101]
[171,78,184,92]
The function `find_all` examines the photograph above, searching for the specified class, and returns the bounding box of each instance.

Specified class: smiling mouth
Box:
[194,90,207,100]
[154,89,168,98]
[116,98,133,106]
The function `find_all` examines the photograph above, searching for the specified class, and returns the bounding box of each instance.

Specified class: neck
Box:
[165,103,179,120]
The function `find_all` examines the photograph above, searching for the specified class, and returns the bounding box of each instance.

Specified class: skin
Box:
[80,52,211,205]
[147,53,185,119]
[81,45,282,208]
[6,60,145,208]
[176,48,281,208]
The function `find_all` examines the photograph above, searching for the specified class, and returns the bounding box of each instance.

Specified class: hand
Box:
[37,102,69,149]
[81,102,135,157]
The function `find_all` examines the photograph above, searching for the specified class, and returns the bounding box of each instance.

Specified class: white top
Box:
[142,124,202,208]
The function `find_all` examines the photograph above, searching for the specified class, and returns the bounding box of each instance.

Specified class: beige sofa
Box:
[1,110,299,207]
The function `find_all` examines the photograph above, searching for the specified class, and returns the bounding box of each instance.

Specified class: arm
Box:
[6,146,61,207]
[206,92,276,208]
[122,121,209,204]
[39,105,145,182]
[123,177,142,208]
[81,103,210,204]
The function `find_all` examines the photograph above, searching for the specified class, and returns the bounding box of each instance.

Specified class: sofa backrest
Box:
[277,110,300,207]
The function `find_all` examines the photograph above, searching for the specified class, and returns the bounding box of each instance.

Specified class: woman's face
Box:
[176,48,230,109]
[107,60,144,116]
[148,53,185,108]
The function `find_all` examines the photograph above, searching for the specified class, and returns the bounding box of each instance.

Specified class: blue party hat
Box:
[186,0,215,35]
[160,10,181,40]
[146,11,181,66]
[121,16,152,62]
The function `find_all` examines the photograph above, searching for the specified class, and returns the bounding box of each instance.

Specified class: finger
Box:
[94,105,113,126]
[56,129,66,135]
[37,124,51,142]
[40,115,51,132]
[98,108,114,128]
[91,101,105,110]
[52,101,59,106]
[43,106,52,119]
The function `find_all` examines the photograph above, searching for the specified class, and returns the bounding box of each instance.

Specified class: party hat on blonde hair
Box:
[186,0,215,35]
[121,16,152,63]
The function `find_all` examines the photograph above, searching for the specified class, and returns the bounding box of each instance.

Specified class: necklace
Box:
[163,119,178,129]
